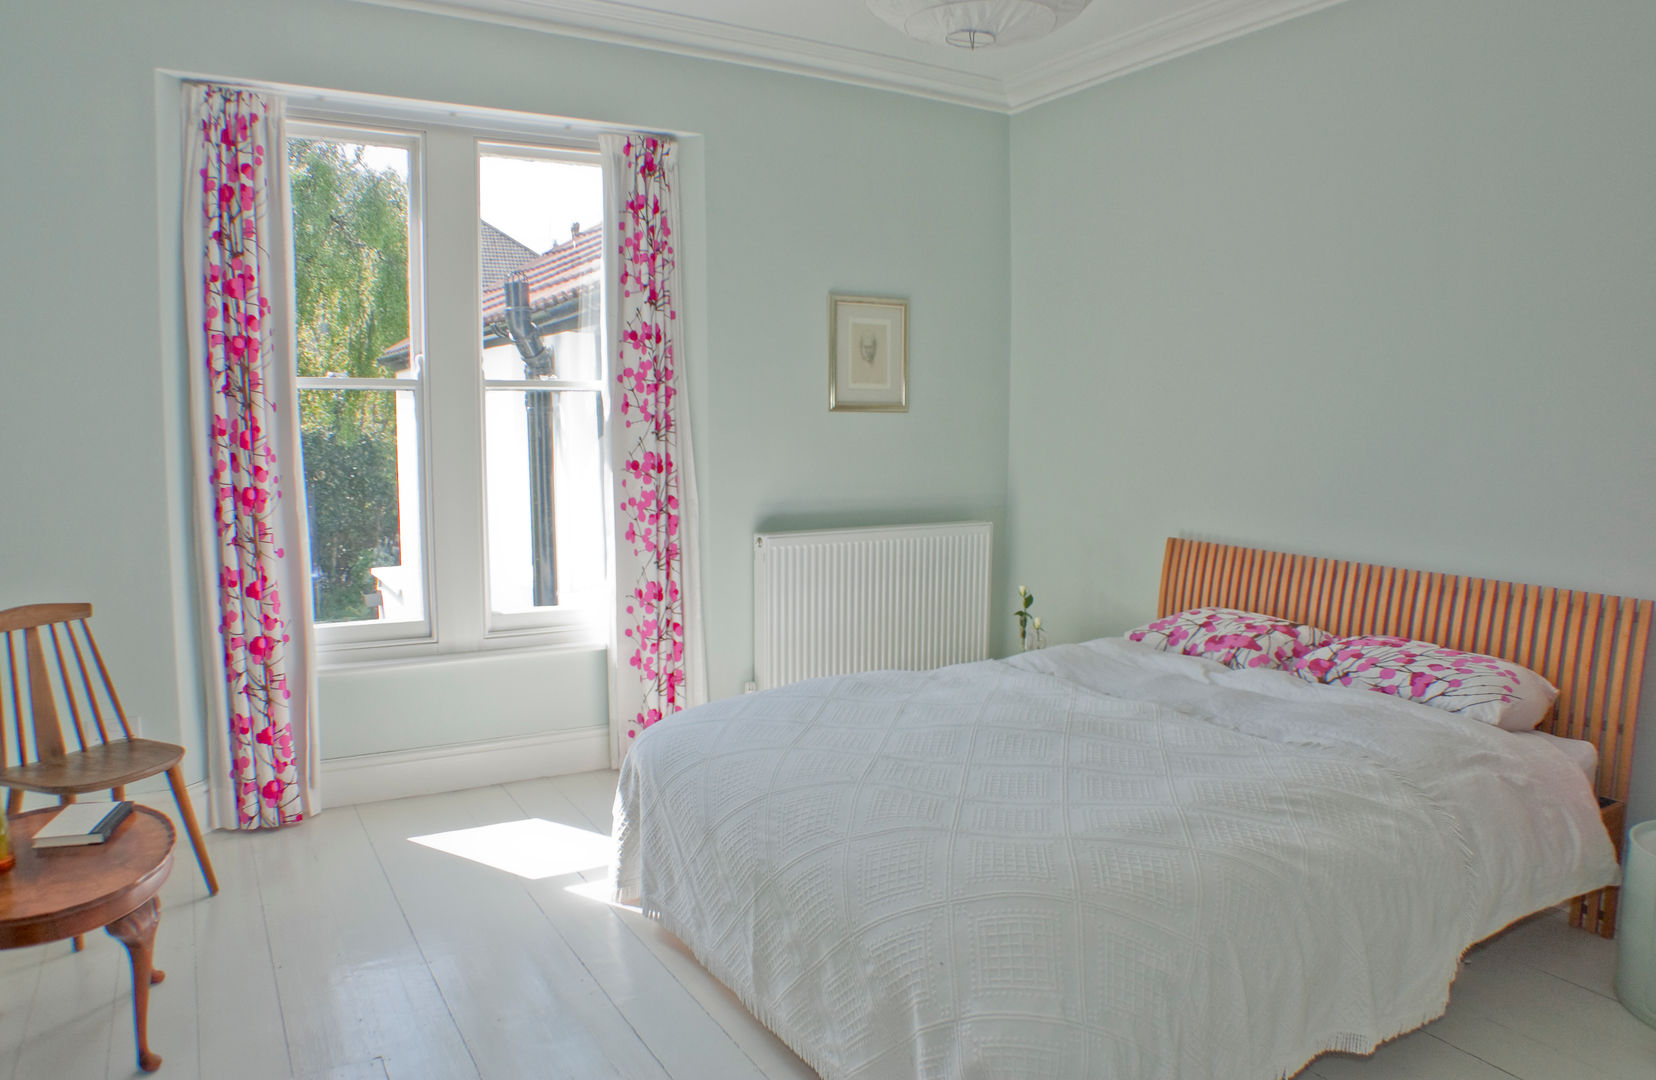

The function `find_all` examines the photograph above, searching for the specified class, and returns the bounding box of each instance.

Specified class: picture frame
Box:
[828,293,907,412]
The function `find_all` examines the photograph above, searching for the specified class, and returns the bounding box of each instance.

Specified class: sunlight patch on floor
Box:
[410,818,610,880]
[565,877,632,905]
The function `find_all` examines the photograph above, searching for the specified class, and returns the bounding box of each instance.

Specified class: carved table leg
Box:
[106,897,165,1072]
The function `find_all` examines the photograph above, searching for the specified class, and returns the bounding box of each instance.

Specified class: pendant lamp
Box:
[866,0,1092,50]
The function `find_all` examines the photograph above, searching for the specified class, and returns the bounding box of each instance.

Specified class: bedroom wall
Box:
[0,1,1011,777]
[1006,0,1656,826]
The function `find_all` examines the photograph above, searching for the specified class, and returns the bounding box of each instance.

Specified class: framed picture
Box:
[829,293,907,412]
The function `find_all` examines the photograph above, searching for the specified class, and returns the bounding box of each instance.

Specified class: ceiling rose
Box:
[865,0,1093,50]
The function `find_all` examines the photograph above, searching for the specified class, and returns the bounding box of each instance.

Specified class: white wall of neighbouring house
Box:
[0,0,1012,780]
[1006,0,1656,828]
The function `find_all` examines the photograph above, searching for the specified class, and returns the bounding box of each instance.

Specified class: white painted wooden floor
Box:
[0,770,1651,1079]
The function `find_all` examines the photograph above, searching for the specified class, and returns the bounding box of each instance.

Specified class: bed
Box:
[612,539,1651,1079]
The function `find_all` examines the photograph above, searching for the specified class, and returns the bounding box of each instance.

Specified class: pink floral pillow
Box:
[1289,635,1557,731]
[1124,608,1331,670]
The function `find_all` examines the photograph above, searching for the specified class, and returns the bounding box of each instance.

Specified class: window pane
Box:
[485,389,606,614]
[289,138,414,379]
[300,388,424,626]
[478,149,603,382]
[291,133,424,631]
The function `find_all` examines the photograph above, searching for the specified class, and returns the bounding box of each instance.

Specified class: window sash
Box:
[479,385,607,632]
[287,123,435,650]
[475,139,609,633]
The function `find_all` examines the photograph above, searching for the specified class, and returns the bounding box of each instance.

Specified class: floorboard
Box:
[548,768,622,833]
[0,769,1649,1080]
[0,954,39,1080]
[1308,1029,1518,1079]
[503,778,794,1080]
[509,776,818,1080]
[11,935,121,1080]
[189,822,290,1080]
[1466,908,1621,998]
[249,807,479,1080]
[1433,940,1656,1078]
[357,786,673,1080]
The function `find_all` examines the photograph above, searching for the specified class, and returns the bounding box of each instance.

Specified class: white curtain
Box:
[602,132,707,765]
[183,84,321,828]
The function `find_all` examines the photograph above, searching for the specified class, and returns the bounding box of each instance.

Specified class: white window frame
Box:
[476,140,608,637]
[287,105,611,664]
[288,121,436,651]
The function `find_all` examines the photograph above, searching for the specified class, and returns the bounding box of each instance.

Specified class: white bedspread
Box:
[612,640,1617,1080]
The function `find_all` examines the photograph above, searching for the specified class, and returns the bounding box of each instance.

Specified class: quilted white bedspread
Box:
[612,640,1617,1080]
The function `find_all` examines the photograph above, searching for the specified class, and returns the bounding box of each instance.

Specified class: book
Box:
[32,801,135,849]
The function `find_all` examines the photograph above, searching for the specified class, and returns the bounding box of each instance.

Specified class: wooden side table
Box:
[1570,797,1626,938]
[0,806,176,1071]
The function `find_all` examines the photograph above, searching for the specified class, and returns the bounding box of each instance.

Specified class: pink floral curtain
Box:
[602,133,706,762]
[184,84,319,828]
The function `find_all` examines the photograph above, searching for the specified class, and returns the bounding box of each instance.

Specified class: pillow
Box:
[1289,635,1557,731]
[1124,607,1332,671]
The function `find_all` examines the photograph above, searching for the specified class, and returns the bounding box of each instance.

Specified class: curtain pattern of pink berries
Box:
[194,86,302,827]
[611,135,690,748]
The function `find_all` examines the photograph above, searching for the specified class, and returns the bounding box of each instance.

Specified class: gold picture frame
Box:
[829,293,907,412]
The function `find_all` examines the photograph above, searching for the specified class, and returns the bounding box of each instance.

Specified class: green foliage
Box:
[289,139,410,380]
[302,421,401,623]
[289,139,411,622]
[1016,586,1037,646]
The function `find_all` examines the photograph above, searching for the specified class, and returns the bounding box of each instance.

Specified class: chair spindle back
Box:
[0,604,132,769]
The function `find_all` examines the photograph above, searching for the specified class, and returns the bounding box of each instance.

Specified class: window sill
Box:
[316,629,605,673]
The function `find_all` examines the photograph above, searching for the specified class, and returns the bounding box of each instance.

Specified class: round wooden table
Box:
[0,806,175,1071]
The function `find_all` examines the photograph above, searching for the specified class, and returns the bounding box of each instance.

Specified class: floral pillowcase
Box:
[1289,635,1557,731]
[1124,607,1332,671]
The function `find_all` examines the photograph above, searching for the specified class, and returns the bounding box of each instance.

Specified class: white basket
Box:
[1617,820,1656,1029]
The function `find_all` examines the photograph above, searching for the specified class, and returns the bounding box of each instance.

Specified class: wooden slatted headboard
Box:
[1158,538,1653,807]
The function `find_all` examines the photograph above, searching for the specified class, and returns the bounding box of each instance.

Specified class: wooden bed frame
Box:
[1158,537,1652,937]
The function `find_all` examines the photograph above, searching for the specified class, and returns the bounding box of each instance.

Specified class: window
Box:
[477,145,607,626]
[289,128,426,641]
[288,115,608,656]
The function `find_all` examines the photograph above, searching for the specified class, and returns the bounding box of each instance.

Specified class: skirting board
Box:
[6,728,607,821]
[320,725,610,808]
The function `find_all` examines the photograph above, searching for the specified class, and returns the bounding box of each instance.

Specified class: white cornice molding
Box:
[1004,0,1352,111]
[354,0,1010,111]
[353,0,1354,115]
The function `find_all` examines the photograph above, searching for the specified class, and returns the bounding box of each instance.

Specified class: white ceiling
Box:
[361,0,1352,112]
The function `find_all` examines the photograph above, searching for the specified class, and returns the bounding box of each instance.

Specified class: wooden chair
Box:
[0,603,218,900]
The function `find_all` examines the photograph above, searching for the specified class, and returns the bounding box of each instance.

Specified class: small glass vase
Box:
[1021,625,1048,652]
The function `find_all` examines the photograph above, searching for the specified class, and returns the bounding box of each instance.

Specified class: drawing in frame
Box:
[829,293,907,412]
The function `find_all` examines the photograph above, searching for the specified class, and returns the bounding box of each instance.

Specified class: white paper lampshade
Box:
[866,0,1092,49]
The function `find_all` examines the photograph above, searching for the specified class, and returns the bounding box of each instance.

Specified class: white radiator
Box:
[753,521,993,690]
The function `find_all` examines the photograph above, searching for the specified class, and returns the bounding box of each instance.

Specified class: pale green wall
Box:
[0,0,1011,774]
[7,0,1652,825]
[1007,0,1656,825]
[318,647,609,759]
